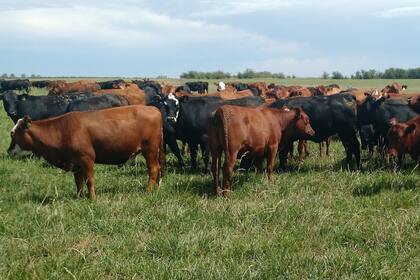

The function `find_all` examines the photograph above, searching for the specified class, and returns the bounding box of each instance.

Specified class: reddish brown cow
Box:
[388,116,420,167]
[94,83,146,105]
[48,80,101,95]
[408,95,420,113]
[209,106,315,196]
[8,106,165,199]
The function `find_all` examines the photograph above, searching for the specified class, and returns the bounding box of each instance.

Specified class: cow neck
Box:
[274,110,297,131]
[26,121,63,152]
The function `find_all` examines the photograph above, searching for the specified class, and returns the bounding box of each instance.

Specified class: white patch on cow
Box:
[167,93,180,122]
[168,93,179,105]
[8,143,31,158]
[11,118,23,135]
[217,81,226,91]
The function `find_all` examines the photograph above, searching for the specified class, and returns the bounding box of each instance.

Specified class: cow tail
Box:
[158,124,165,182]
[213,107,230,162]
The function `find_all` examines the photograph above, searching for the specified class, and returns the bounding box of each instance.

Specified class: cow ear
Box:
[389,118,398,126]
[23,115,32,129]
[405,123,416,135]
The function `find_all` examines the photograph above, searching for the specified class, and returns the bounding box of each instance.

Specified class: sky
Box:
[0,0,420,77]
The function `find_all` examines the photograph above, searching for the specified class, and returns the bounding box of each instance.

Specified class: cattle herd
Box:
[1,79,419,199]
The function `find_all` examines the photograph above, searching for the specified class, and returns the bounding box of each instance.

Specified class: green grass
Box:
[0,81,419,279]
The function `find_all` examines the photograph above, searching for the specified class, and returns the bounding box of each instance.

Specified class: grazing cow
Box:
[0,79,31,93]
[165,95,265,171]
[48,80,100,95]
[269,93,361,169]
[8,106,165,199]
[0,90,93,123]
[98,79,125,89]
[209,106,315,196]
[185,82,208,94]
[388,116,420,167]
[31,80,51,88]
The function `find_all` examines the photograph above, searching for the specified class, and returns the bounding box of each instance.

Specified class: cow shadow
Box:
[353,176,418,197]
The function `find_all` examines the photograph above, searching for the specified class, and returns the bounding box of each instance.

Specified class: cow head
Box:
[8,116,33,158]
[164,93,180,123]
[292,107,315,138]
[387,118,416,159]
[1,91,18,120]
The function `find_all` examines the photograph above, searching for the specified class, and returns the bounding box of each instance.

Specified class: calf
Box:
[98,79,125,89]
[209,106,314,196]
[387,116,420,167]
[8,106,165,199]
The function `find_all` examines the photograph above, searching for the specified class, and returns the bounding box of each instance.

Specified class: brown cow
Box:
[388,116,420,167]
[94,83,146,105]
[48,80,100,95]
[8,106,165,199]
[408,95,420,113]
[209,106,315,196]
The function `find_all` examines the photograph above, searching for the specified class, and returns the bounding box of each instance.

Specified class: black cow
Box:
[185,82,208,94]
[164,95,265,171]
[31,80,51,88]
[0,79,31,93]
[0,91,93,123]
[68,94,128,112]
[98,79,125,89]
[132,79,162,94]
[269,93,361,169]
[357,96,418,152]
[175,85,191,93]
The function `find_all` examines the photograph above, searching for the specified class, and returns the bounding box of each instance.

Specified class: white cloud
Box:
[376,6,420,18]
[191,0,294,17]
[0,4,301,53]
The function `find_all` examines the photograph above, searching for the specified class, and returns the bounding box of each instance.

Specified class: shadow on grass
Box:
[353,177,418,197]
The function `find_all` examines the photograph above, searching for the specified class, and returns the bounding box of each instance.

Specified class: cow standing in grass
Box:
[8,106,165,199]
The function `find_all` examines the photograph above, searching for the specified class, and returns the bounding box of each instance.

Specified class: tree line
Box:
[180,69,294,79]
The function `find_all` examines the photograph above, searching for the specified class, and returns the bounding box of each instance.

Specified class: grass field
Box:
[0,79,419,279]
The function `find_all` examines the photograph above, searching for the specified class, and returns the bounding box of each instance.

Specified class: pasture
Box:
[0,79,419,279]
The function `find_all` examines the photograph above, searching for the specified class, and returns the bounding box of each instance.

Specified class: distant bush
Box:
[180,70,231,79]
[351,67,420,79]
[331,71,344,79]
[180,69,285,79]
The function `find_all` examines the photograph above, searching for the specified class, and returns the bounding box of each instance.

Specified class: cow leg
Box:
[267,145,278,181]
[85,161,95,200]
[189,143,198,171]
[325,138,331,156]
[288,141,294,159]
[166,135,184,169]
[222,151,238,197]
[210,149,222,195]
[319,142,324,158]
[144,149,160,192]
[73,170,86,198]
[298,140,305,161]
[200,137,210,173]
[278,145,289,170]
[255,157,264,174]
